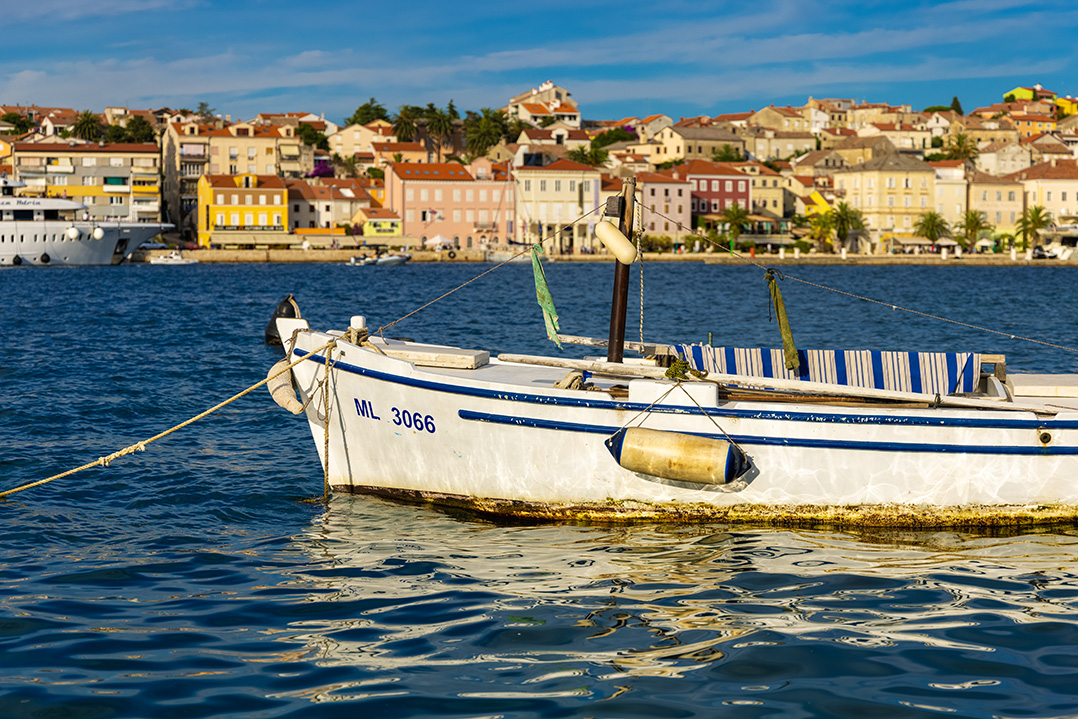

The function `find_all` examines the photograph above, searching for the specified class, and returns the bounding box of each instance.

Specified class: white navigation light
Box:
[92,227,105,240]
[594,220,637,264]
[66,226,81,240]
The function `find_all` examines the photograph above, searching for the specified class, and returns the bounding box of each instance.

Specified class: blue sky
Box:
[3,0,1076,125]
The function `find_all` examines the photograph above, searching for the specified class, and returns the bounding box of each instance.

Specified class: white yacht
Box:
[0,176,171,266]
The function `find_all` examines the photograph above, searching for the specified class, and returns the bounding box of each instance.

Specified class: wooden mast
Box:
[606,178,636,363]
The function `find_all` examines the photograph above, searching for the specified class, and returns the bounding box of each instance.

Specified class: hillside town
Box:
[3,80,1077,258]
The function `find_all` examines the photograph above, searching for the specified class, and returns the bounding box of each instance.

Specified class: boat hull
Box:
[0,221,170,266]
[280,322,1078,526]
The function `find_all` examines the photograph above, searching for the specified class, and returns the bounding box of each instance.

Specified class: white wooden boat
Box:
[148,249,198,265]
[268,182,1078,527]
[348,252,411,266]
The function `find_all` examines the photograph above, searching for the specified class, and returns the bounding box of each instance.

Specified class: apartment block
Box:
[196,174,288,247]
[11,141,162,222]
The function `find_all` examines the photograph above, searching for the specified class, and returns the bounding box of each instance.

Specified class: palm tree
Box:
[566,145,609,168]
[711,144,743,162]
[831,202,865,251]
[1016,205,1052,250]
[392,106,417,142]
[720,203,751,248]
[945,132,979,162]
[809,211,835,252]
[72,110,102,141]
[913,210,951,244]
[954,210,993,249]
[463,111,504,158]
[426,108,455,162]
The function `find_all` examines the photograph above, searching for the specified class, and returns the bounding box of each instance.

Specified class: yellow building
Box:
[834,153,936,250]
[354,207,401,239]
[11,141,161,221]
[196,174,289,247]
[1055,96,1078,117]
[163,120,312,239]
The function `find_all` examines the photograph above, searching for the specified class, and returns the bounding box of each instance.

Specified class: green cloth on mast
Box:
[532,244,562,348]
[766,270,799,370]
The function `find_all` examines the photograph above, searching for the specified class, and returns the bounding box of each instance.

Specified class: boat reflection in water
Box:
[279,498,1078,710]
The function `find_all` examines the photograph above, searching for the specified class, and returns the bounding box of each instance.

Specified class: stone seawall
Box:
[132,248,1078,267]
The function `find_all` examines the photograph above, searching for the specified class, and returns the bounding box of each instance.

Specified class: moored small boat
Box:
[267,179,1078,527]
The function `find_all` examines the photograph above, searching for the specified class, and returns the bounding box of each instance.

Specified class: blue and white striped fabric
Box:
[673,344,981,395]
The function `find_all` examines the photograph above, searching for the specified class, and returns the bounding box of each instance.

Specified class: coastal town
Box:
[2,79,1077,260]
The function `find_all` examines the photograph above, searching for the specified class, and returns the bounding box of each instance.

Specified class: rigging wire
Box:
[646,206,1078,355]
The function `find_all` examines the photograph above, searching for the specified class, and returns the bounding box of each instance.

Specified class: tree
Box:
[656,157,685,170]
[944,132,979,162]
[1003,93,1016,104]
[392,106,417,142]
[1016,205,1052,249]
[711,144,743,162]
[950,96,964,115]
[462,108,508,157]
[913,210,951,244]
[125,115,157,143]
[538,116,557,128]
[922,105,953,113]
[332,152,359,178]
[1,111,33,134]
[103,124,128,143]
[566,145,609,167]
[954,210,993,249]
[809,211,835,252]
[346,98,388,127]
[591,127,636,149]
[720,203,751,247]
[426,108,455,162]
[196,102,216,122]
[72,110,102,141]
[297,122,329,151]
[831,202,865,250]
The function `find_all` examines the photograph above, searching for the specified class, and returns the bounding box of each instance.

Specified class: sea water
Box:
[2,261,1078,718]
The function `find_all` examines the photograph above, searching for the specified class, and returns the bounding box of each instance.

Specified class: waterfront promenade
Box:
[134,248,1078,266]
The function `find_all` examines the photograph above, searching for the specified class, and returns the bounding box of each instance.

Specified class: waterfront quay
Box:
[133,247,1077,266]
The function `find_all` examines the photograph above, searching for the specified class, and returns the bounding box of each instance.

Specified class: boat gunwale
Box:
[290,346,1078,432]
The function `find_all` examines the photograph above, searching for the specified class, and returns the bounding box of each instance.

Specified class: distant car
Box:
[140,242,168,250]
[1032,246,1058,259]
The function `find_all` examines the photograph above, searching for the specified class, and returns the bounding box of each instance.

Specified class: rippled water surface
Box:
[2,261,1078,718]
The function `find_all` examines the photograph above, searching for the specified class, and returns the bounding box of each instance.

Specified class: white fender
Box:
[266,358,305,415]
[595,220,638,264]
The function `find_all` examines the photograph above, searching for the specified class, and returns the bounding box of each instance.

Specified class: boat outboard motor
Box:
[265,294,302,349]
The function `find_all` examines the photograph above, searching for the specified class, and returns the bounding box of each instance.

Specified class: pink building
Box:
[384,162,515,249]
[637,171,692,241]
[671,160,752,221]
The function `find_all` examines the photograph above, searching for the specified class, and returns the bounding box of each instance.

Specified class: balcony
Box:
[46,164,74,174]
[104,183,131,193]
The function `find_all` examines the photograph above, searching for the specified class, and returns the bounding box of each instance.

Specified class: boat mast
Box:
[606,177,636,363]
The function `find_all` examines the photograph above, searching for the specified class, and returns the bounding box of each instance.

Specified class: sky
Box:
[2,0,1076,126]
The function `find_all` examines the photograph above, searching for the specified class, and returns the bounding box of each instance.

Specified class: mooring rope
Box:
[374,205,605,337]
[0,338,338,499]
[647,207,1078,355]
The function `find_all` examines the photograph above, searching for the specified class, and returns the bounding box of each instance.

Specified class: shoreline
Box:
[133,248,1078,267]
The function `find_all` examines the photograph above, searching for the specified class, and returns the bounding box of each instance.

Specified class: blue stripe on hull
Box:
[457,410,1075,456]
[293,349,1078,432]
